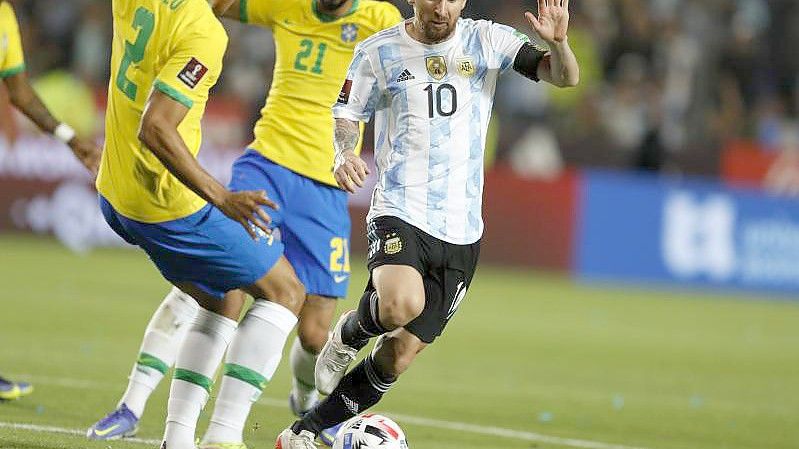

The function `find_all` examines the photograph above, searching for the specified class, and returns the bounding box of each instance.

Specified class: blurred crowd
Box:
[7,0,798,178]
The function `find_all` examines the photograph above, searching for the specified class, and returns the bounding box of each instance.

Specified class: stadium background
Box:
[1,1,798,449]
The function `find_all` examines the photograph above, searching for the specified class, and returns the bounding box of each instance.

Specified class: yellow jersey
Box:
[241,0,402,187]
[97,0,228,223]
[0,1,25,79]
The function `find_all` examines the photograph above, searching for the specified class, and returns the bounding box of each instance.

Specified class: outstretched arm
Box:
[3,72,101,173]
[139,91,276,239]
[4,72,59,133]
[524,0,579,87]
[333,118,369,194]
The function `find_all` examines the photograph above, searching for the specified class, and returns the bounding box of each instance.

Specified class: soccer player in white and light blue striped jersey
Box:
[277,0,579,446]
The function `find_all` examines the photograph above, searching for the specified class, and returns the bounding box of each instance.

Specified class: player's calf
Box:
[296,305,334,354]
[291,350,398,441]
[370,329,426,378]
[289,296,337,418]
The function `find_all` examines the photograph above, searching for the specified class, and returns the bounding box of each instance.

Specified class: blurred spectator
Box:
[3,0,798,180]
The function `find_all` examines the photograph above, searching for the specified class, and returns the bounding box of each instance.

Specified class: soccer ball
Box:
[332,414,408,449]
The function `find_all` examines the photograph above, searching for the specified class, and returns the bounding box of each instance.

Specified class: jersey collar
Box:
[312,0,360,23]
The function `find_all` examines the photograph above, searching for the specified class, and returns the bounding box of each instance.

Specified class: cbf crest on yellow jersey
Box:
[240,0,402,187]
[96,0,227,223]
[0,1,25,79]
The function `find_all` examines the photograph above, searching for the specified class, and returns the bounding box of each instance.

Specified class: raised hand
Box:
[526,0,570,44]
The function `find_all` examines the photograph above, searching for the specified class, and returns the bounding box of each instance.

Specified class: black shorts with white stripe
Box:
[366,215,481,343]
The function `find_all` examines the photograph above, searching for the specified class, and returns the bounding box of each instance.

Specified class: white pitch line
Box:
[6,374,656,449]
[380,413,650,449]
[0,421,161,446]
[256,398,652,449]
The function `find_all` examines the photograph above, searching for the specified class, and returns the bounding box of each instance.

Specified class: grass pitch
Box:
[0,234,797,449]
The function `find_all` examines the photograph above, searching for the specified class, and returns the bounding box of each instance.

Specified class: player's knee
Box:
[277,277,306,315]
[153,287,199,335]
[297,321,327,354]
[258,275,306,315]
[379,293,424,328]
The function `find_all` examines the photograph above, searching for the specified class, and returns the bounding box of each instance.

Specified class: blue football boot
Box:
[318,422,344,447]
[0,377,19,401]
[15,380,33,398]
[87,403,139,440]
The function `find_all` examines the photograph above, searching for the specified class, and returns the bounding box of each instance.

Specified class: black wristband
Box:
[513,42,548,82]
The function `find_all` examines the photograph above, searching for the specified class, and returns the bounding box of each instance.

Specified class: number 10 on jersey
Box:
[424,83,457,118]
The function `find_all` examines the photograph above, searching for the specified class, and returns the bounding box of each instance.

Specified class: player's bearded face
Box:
[413,0,466,42]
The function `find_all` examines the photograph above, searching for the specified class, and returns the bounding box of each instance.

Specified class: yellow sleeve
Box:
[379,3,403,29]
[153,29,227,109]
[0,2,26,78]
[241,0,282,27]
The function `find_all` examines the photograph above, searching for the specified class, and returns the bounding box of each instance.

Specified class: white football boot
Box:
[314,310,360,395]
[274,428,317,449]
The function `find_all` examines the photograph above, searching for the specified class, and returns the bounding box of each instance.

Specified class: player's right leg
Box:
[315,217,426,395]
[276,328,427,449]
[314,264,423,394]
[88,287,200,440]
[198,261,304,449]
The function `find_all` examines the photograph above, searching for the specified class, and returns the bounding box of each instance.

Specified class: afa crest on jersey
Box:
[384,233,403,255]
[457,57,475,78]
[425,55,447,80]
[341,23,358,43]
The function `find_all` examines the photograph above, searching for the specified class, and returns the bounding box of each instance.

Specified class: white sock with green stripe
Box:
[202,300,298,445]
[120,287,198,418]
[164,308,237,449]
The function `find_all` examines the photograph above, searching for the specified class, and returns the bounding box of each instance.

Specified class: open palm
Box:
[526,0,570,43]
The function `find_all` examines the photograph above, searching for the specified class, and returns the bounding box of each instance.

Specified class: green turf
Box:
[1,234,798,449]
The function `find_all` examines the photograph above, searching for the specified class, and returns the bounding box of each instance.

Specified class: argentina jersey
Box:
[333,18,530,245]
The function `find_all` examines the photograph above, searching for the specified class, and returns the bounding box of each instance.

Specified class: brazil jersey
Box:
[96,0,227,223]
[241,0,402,187]
[0,1,25,79]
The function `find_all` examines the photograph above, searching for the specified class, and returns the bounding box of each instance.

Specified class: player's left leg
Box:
[289,295,337,416]
[163,285,248,449]
[117,286,199,416]
[276,329,426,448]
[278,233,481,447]
[88,287,199,440]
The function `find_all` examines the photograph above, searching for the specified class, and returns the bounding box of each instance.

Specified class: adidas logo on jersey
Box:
[396,69,415,83]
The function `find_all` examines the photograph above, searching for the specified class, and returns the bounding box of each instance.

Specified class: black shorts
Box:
[366,216,481,343]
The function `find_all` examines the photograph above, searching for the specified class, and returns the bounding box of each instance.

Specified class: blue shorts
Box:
[99,195,283,299]
[229,150,351,298]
